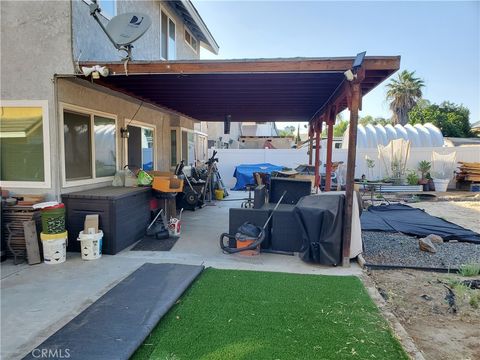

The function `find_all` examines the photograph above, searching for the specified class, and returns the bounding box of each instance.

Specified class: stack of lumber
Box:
[456,162,480,182]
[2,205,41,259]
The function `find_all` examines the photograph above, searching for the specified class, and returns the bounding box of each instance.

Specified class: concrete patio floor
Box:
[1,191,361,360]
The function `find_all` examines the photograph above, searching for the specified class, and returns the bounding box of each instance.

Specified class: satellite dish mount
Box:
[89,0,151,61]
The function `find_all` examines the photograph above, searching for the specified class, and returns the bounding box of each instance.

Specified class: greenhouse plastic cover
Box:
[342,123,444,148]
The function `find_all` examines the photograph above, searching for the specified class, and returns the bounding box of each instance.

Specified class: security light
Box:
[344,69,355,81]
[352,51,366,72]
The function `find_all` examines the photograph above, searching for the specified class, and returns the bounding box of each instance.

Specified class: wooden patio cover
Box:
[82,56,399,123]
[80,56,400,266]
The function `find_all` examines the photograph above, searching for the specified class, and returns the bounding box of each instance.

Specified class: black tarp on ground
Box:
[22,263,204,360]
[361,204,480,243]
[294,194,344,265]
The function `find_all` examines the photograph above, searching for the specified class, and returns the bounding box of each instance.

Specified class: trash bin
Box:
[40,231,68,264]
[41,203,66,234]
[77,231,103,260]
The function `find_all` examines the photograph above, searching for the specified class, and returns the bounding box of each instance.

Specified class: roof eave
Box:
[181,0,219,55]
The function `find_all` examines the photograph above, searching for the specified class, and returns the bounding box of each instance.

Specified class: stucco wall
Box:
[1,0,75,198]
[72,0,199,62]
[57,78,194,193]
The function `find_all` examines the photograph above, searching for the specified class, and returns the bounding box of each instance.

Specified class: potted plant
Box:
[426,172,435,191]
[365,156,375,181]
[417,160,432,191]
[406,170,420,186]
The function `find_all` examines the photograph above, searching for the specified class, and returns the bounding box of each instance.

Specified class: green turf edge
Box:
[132,268,409,360]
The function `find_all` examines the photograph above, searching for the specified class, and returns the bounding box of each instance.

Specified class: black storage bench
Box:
[62,187,151,255]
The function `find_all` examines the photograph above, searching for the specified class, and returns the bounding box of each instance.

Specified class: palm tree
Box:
[386,70,425,125]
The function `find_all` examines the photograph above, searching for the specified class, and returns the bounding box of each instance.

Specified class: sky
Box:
[193,0,480,130]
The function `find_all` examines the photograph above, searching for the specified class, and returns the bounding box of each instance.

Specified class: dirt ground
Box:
[409,201,480,233]
[369,270,480,360]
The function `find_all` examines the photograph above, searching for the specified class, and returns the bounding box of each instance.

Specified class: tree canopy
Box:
[409,101,472,137]
[386,70,424,125]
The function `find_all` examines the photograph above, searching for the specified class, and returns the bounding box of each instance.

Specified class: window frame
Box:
[60,103,118,188]
[124,119,157,171]
[160,7,177,60]
[184,27,198,53]
[0,100,51,189]
[83,0,117,20]
[170,126,207,168]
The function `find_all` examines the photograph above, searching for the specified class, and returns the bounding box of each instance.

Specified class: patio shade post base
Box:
[342,256,351,267]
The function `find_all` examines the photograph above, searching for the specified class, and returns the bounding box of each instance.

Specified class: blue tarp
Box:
[232,163,283,190]
[361,204,480,243]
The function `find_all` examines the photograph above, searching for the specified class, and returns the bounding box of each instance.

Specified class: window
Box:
[161,10,176,60]
[97,0,116,19]
[0,101,50,187]
[127,123,155,171]
[62,106,116,185]
[184,28,197,52]
[94,117,117,176]
[181,130,195,165]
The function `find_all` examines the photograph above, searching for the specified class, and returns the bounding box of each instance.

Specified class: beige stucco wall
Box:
[1,0,201,200]
[57,78,195,186]
[1,0,74,199]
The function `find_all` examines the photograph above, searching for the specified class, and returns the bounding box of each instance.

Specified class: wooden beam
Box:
[324,106,336,191]
[314,122,322,193]
[308,124,313,165]
[81,57,400,76]
[342,81,362,267]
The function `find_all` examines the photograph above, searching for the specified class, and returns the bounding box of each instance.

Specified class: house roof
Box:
[80,56,400,123]
[170,1,219,55]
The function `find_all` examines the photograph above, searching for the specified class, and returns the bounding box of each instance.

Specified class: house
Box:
[208,121,296,149]
[0,0,218,199]
[471,120,480,135]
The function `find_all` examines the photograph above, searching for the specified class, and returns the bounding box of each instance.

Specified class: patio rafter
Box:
[79,56,400,123]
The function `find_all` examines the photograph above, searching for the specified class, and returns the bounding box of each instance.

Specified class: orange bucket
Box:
[236,236,260,256]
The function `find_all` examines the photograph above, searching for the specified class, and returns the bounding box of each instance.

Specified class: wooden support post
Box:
[308,125,313,165]
[325,108,335,192]
[342,81,362,267]
[314,122,322,193]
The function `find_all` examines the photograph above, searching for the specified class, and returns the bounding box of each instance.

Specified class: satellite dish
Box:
[89,1,151,60]
[106,13,152,46]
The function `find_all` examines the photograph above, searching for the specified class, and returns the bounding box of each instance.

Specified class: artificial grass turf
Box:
[132,268,408,360]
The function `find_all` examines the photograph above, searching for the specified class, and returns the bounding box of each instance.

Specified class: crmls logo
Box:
[31,348,71,358]
[129,15,144,27]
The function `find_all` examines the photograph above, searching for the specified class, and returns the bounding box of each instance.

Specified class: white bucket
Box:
[433,178,450,192]
[78,230,103,260]
[40,232,67,265]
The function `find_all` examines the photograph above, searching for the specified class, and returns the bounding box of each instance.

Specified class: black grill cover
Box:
[294,194,344,265]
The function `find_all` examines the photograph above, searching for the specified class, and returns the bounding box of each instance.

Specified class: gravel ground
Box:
[362,231,480,270]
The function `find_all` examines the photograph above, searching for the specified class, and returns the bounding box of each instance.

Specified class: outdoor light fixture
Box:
[224,115,231,134]
[344,51,366,82]
[120,127,130,138]
[352,51,366,72]
[81,65,109,79]
[344,69,355,81]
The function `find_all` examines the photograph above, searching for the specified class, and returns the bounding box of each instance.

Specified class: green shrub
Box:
[459,262,480,277]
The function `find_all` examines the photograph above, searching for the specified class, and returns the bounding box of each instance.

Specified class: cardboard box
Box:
[84,214,99,234]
